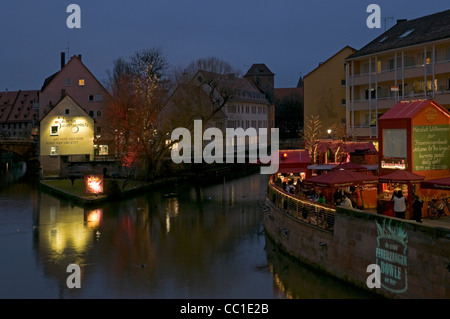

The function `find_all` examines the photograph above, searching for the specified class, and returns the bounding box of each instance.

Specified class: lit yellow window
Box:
[79,79,85,86]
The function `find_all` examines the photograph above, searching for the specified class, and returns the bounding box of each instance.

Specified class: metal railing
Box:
[267,180,336,233]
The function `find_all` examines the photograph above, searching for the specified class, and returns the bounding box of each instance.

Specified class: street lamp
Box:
[327,129,332,139]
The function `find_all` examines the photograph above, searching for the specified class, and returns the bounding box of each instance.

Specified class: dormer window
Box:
[399,29,415,38]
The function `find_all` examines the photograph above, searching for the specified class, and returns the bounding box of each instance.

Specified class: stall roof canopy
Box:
[303,169,379,188]
[316,140,377,154]
[379,99,449,120]
[420,177,450,190]
[277,149,310,174]
[331,162,368,172]
[378,170,425,184]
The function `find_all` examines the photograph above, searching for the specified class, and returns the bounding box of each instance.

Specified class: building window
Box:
[88,95,94,102]
[341,79,346,86]
[89,110,94,117]
[95,94,103,102]
[65,109,70,115]
[97,126,102,134]
[65,78,72,86]
[97,110,102,118]
[99,145,108,156]
[50,125,59,136]
[341,99,346,106]
[399,29,414,38]
[50,146,59,156]
[79,79,85,86]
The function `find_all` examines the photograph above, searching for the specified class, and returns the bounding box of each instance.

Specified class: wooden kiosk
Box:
[378,99,450,218]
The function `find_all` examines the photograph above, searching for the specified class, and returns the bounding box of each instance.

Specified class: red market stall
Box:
[302,169,379,208]
[378,99,450,216]
[378,170,425,218]
[277,149,311,178]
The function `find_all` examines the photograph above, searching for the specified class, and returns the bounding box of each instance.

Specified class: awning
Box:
[378,170,425,184]
[303,169,379,188]
[331,162,368,172]
[420,177,450,190]
[307,164,336,170]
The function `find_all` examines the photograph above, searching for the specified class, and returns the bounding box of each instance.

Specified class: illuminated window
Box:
[50,125,59,136]
[79,79,85,86]
[50,146,59,156]
[99,145,108,155]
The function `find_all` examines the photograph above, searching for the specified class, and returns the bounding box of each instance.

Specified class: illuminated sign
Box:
[412,125,450,171]
[85,175,104,194]
[381,158,406,170]
[375,219,408,293]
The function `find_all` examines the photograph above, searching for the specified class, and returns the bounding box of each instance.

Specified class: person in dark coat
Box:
[413,195,424,223]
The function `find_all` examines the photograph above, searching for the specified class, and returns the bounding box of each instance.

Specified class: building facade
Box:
[304,46,356,140]
[160,65,275,158]
[345,9,450,141]
[0,90,39,139]
[39,53,112,156]
[40,95,94,177]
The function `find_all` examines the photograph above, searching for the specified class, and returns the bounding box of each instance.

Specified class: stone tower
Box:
[244,64,275,103]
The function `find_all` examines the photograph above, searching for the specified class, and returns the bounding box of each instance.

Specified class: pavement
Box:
[418,215,450,230]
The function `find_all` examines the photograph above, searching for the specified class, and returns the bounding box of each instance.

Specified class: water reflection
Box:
[0,170,375,299]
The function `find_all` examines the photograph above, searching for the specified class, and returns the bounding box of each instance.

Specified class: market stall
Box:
[302,169,379,208]
[378,170,425,218]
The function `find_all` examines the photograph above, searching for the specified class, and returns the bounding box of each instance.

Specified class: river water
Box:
[0,164,375,299]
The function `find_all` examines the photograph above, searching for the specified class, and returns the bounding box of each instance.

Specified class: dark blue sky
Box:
[1,1,450,91]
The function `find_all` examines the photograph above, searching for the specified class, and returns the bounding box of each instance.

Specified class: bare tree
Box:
[302,114,322,165]
[163,57,242,130]
[105,48,173,181]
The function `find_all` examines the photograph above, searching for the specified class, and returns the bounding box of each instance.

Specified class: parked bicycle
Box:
[427,195,450,219]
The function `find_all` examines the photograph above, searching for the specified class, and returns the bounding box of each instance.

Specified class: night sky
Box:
[1,0,450,91]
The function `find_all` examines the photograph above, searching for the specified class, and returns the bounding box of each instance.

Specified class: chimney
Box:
[78,54,82,61]
[61,52,66,69]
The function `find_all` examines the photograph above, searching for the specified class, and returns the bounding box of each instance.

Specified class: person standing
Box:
[413,195,424,223]
[392,190,407,219]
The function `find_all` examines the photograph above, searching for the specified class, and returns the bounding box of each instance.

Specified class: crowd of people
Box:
[280,177,364,209]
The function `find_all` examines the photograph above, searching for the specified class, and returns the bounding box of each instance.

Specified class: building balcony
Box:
[353,126,378,138]
[349,60,450,86]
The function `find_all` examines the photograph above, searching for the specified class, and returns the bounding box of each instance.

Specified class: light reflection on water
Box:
[0,169,374,299]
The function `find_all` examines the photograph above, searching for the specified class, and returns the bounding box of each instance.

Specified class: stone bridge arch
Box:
[0,138,40,176]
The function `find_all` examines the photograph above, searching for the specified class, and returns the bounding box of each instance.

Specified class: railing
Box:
[267,180,336,233]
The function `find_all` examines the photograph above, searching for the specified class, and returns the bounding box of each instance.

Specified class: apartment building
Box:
[304,46,356,140]
[345,9,450,141]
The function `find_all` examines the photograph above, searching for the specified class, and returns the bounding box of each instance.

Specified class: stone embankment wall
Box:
[264,198,450,299]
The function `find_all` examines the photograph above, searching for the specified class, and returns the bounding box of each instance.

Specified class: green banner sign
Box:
[412,124,450,171]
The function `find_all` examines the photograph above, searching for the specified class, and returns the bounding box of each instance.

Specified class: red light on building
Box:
[282,153,288,158]
[85,175,104,194]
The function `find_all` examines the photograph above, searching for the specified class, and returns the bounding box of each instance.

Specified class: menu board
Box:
[412,124,450,171]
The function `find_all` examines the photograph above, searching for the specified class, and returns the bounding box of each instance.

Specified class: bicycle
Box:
[427,195,450,219]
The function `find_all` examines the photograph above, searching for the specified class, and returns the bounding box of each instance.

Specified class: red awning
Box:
[420,177,450,190]
[303,169,379,188]
[378,170,425,184]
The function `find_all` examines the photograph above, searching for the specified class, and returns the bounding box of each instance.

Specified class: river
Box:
[0,164,375,299]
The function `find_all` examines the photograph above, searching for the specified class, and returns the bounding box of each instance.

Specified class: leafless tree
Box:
[104,48,173,181]
[302,114,322,164]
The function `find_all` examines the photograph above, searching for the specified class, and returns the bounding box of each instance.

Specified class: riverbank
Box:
[39,163,261,206]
